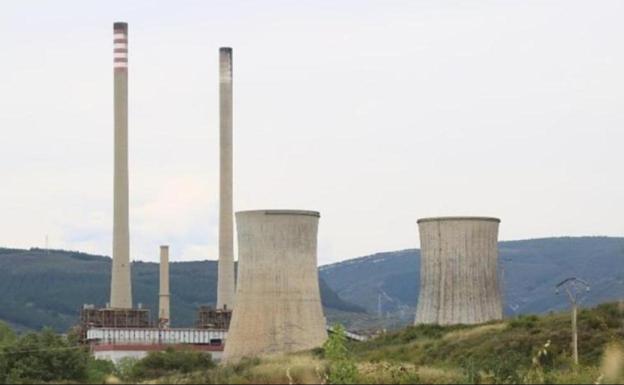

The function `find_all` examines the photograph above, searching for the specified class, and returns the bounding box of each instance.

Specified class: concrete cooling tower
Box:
[223,210,327,362]
[414,217,502,325]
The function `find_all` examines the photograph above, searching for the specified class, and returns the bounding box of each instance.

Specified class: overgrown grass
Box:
[347,302,624,384]
[149,354,326,384]
[101,302,623,384]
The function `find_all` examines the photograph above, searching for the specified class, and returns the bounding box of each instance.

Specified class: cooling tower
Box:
[216,47,235,310]
[159,245,170,328]
[222,210,327,362]
[415,217,502,325]
[110,22,132,309]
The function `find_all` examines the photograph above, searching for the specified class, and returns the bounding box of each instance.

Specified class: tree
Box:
[324,324,358,384]
[2,328,89,383]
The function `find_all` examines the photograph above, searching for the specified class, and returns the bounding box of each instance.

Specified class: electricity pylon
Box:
[555,277,590,366]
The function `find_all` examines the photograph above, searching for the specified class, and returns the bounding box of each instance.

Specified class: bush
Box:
[114,356,140,381]
[325,324,359,384]
[509,315,539,330]
[0,328,89,383]
[86,358,116,383]
[122,347,215,381]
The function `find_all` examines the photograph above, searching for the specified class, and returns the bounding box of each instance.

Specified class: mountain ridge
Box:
[1,236,622,332]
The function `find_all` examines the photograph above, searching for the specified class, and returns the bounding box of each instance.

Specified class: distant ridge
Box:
[0,248,363,332]
[1,236,622,332]
[320,236,624,328]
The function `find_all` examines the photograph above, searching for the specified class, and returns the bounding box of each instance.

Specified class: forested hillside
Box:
[0,248,363,332]
[1,236,623,333]
[320,236,624,328]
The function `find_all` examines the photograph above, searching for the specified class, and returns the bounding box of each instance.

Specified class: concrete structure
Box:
[217,47,236,310]
[86,328,226,345]
[415,217,503,325]
[223,210,327,362]
[86,327,227,364]
[159,246,170,328]
[110,22,132,309]
[93,344,224,364]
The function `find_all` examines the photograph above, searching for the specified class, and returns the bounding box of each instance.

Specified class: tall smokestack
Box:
[217,47,235,310]
[159,245,170,328]
[110,22,132,309]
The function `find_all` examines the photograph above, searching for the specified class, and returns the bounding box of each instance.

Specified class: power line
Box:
[0,345,85,355]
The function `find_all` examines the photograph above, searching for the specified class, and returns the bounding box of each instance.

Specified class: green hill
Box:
[348,302,624,383]
[0,248,363,332]
[320,236,624,329]
[1,236,623,333]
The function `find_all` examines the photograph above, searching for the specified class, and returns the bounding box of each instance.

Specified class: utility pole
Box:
[555,277,590,366]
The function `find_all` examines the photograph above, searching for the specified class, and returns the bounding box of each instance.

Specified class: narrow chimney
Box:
[159,245,171,328]
[110,22,132,309]
[217,47,235,310]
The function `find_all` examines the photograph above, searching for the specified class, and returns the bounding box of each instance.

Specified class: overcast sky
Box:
[1,0,623,265]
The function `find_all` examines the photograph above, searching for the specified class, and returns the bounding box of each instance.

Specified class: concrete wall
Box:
[93,345,224,364]
[223,210,327,362]
[415,217,502,325]
[217,47,235,310]
[110,22,132,309]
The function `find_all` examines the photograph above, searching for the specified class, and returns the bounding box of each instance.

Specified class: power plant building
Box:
[80,22,234,364]
[223,210,327,362]
[414,216,503,325]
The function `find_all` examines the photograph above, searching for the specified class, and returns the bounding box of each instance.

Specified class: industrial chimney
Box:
[216,47,235,310]
[110,22,132,309]
[414,217,503,325]
[223,210,327,363]
[159,245,170,328]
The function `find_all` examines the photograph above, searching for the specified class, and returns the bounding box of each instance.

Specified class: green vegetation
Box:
[0,303,621,384]
[118,348,216,381]
[133,303,623,384]
[347,302,624,384]
[324,324,358,384]
[0,322,114,384]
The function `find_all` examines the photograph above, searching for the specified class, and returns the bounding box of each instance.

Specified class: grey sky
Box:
[1,0,622,265]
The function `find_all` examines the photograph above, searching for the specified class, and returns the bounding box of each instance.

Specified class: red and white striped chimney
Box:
[113,23,128,71]
[110,22,132,309]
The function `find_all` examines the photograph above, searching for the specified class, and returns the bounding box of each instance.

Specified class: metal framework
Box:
[195,305,232,330]
[555,277,590,365]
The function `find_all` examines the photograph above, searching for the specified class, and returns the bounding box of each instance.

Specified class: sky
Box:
[0,0,623,265]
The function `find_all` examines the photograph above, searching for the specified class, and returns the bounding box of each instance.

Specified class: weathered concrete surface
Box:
[110,22,132,309]
[159,245,170,328]
[223,210,327,362]
[415,217,502,325]
[217,47,235,310]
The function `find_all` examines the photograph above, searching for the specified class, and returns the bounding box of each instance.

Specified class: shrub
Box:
[86,357,116,383]
[0,328,89,383]
[325,324,359,384]
[123,348,215,380]
[509,315,539,330]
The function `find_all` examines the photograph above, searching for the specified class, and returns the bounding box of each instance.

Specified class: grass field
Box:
[103,302,624,384]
